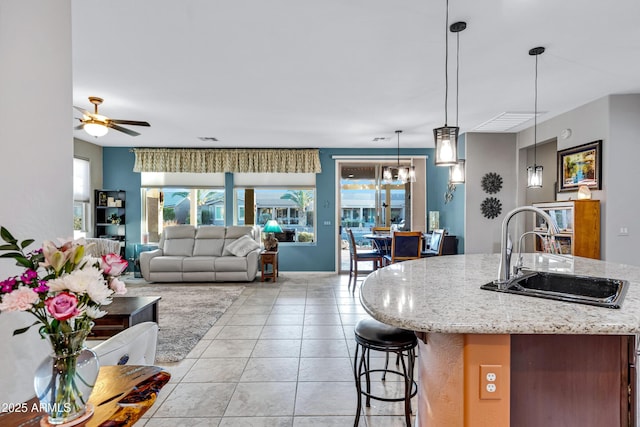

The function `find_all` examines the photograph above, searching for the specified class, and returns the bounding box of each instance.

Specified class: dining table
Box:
[0,364,171,427]
[363,232,431,256]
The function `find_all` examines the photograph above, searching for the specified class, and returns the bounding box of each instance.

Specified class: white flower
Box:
[47,266,104,295]
[86,277,113,305]
[85,305,107,319]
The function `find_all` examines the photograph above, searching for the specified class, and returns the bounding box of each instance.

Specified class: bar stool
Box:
[353,318,418,427]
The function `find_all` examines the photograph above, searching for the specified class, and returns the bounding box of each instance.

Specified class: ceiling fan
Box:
[74,96,150,137]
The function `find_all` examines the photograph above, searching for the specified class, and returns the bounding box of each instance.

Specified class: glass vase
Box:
[33,328,100,425]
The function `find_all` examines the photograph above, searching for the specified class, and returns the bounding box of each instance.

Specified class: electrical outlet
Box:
[619,227,629,236]
[480,365,502,400]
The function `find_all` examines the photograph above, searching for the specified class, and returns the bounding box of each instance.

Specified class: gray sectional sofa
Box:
[139,225,262,282]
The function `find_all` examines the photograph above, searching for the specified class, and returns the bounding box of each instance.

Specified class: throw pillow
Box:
[224,235,260,257]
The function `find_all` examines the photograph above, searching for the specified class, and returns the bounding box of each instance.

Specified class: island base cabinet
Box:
[511,334,635,427]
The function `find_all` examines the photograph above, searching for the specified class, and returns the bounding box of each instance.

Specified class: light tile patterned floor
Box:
[141,273,417,427]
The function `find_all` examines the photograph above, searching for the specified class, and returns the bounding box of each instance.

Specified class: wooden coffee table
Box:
[91,296,161,338]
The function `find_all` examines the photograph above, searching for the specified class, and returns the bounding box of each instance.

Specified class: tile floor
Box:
[141,272,417,426]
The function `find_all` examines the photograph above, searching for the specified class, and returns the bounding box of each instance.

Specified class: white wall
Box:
[606,95,640,265]
[515,96,614,260]
[0,1,73,277]
[465,133,518,254]
[74,138,103,237]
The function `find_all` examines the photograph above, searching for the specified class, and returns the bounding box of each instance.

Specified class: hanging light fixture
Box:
[434,0,458,166]
[448,20,466,184]
[383,130,415,184]
[527,46,545,188]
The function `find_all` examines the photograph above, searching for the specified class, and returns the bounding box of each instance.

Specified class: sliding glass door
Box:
[338,163,409,273]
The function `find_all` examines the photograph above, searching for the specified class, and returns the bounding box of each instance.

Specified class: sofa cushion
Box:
[225,226,256,239]
[183,256,216,272]
[150,256,185,272]
[193,226,226,256]
[214,256,249,272]
[224,235,261,257]
[162,225,196,256]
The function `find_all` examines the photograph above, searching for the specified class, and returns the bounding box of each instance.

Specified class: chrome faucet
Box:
[496,206,560,287]
[513,231,553,277]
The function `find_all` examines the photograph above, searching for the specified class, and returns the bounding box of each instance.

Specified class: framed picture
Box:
[98,191,107,206]
[557,140,602,192]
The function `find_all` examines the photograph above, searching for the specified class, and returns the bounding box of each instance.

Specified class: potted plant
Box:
[108,213,121,225]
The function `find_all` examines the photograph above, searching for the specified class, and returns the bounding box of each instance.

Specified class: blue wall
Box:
[426,135,465,253]
[103,146,463,271]
[102,147,141,263]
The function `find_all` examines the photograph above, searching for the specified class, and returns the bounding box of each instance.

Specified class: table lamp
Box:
[263,220,282,251]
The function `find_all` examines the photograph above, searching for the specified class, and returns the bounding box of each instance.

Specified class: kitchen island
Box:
[360,253,640,427]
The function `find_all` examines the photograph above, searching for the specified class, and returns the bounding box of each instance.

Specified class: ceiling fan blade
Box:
[74,106,94,118]
[109,119,150,127]
[108,123,141,136]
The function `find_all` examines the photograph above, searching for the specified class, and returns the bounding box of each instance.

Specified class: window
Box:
[235,188,315,244]
[142,187,225,243]
[73,158,90,239]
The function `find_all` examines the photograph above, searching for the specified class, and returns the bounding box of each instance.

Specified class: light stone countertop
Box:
[359,253,640,335]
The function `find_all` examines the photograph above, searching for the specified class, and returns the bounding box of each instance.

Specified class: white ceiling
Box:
[71,0,640,149]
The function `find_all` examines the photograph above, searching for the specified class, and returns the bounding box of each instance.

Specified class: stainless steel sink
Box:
[481,271,630,309]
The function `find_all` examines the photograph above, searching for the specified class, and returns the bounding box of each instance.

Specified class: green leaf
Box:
[0,243,20,252]
[20,239,35,250]
[0,227,17,244]
[0,251,23,259]
[13,321,40,336]
[14,257,33,268]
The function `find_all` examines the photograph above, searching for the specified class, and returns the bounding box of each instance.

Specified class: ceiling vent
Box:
[198,137,219,142]
[473,112,544,132]
[372,137,389,142]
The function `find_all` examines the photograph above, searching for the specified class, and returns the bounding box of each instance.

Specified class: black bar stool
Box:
[353,318,418,426]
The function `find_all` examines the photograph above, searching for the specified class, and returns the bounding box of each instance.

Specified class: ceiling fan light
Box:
[527,164,543,188]
[449,159,466,184]
[433,126,459,166]
[84,121,109,137]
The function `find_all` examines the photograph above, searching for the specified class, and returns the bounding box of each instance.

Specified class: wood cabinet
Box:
[532,200,600,259]
[95,189,126,255]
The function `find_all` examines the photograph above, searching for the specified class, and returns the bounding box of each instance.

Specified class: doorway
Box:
[338,163,410,273]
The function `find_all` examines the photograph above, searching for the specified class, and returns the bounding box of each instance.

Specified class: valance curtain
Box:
[133,148,322,174]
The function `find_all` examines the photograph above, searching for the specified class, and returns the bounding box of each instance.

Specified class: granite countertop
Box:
[359,253,640,335]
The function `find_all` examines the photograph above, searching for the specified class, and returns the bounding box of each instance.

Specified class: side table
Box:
[260,251,278,282]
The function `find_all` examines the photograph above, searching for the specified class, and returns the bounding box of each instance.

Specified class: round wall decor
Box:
[481,197,502,219]
[481,172,503,194]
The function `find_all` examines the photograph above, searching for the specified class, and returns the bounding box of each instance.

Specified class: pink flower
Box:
[1,277,16,293]
[45,292,80,321]
[20,269,38,283]
[108,277,127,295]
[0,286,40,312]
[100,254,128,276]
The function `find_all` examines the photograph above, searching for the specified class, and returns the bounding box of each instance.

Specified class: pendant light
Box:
[527,46,545,188]
[434,0,458,166]
[448,20,466,184]
[383,130,415,184]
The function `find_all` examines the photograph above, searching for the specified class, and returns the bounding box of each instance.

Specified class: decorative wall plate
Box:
[481,172,503,194]
[481,197,502,219]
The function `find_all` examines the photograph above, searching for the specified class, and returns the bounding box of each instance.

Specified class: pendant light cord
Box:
[455,27,459,126]
[444,0,449,126]
[534,52,538,166]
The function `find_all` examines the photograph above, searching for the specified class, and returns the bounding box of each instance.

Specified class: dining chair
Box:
[383,231,423,265]
[347,228,383,292]
[371,226,391,256]
[422,229,446,257]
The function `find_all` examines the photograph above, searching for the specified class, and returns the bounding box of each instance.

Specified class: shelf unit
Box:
[532,200,600,259]
[95,189,126,255]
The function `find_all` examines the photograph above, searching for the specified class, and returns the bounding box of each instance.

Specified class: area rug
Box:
[118,283,244,363]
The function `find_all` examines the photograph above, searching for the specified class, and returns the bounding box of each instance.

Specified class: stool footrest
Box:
[356,369,418,402]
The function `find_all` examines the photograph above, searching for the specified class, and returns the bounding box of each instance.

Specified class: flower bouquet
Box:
[0,227,128,425]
